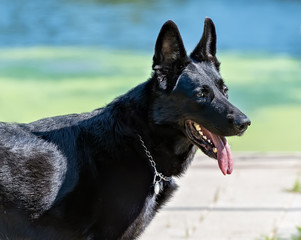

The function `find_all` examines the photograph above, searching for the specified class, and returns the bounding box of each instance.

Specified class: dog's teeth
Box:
[208,139,211,143]
[213,147,218,153]
[195,124,201,131]
[199,131,203,136]
[203,136,207,140]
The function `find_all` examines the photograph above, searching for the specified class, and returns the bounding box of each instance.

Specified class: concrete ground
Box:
[141,153,301,240]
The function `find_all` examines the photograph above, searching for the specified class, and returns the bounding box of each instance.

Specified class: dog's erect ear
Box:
[152,20,188,91]
[190,18,220,69]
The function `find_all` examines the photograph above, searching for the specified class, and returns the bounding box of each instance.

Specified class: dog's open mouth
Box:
[185,120,233,175]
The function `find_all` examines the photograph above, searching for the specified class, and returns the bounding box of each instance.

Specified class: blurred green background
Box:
[0,0,300,152]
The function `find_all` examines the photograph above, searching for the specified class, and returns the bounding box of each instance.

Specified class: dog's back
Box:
[0,108,104,212]
[0,111,103,239]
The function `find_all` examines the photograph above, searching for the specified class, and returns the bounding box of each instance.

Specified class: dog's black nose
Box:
[227,114,251,134]
[234,116,251,133]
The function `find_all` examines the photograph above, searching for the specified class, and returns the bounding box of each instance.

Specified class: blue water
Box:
[0,0,300,56]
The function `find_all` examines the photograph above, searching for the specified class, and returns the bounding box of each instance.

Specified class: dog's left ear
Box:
[190,18,220,69]
[153,20,188,91]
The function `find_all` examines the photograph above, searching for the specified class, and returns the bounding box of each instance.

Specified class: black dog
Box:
[0,18,250,239]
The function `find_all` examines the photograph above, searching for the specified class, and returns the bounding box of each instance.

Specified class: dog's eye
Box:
[195,93,205,98]
[196,85,211,98]
[222,86,229,98]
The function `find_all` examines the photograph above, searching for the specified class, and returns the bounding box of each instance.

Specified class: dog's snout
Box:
[234,116,251,133]
[227,114,251,134]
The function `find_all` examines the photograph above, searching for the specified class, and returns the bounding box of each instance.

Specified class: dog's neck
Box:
[136,125,196,177]
[96,80,197,177]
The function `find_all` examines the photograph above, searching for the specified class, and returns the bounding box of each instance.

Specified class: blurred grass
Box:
[261,226,301,240]
[0,47,300,151]
[0,47,151,121]
[219,53,301,151]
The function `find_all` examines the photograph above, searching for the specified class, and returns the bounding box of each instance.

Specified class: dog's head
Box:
[151,18,250,175]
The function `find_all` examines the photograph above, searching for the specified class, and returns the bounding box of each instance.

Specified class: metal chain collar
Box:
[138,134,173,184]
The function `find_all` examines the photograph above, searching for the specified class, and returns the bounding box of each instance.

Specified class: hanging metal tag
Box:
[154,181,160,195]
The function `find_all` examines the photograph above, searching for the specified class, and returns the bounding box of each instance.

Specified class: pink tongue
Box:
[210,134,233,175]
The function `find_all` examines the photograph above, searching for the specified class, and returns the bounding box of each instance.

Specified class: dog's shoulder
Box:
[0,122,67,216]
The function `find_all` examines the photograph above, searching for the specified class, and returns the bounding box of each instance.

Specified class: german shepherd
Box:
[0,18,250,239]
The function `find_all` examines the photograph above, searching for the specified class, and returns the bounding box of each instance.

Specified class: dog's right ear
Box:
[190,18,220,70]
[152,20,188,92]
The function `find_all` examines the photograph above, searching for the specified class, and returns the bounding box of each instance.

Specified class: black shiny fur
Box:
[0,18,250,239]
